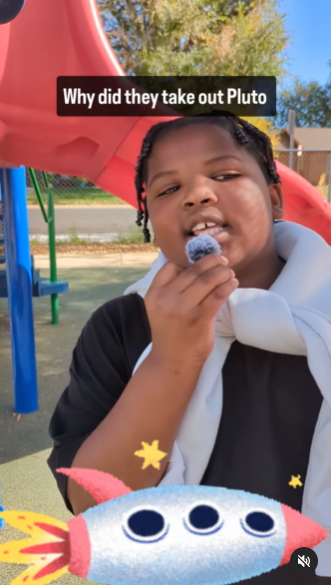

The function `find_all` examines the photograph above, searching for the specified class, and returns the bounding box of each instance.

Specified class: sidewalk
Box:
[34,251,158,269]
[0,256,156,585]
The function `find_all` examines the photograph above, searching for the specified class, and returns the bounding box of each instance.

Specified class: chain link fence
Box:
[26,171,139,244]
[275,149,331,202]
[26,150,331,243]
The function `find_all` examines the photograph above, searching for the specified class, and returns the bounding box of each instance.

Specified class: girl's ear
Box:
[269,183,284,220]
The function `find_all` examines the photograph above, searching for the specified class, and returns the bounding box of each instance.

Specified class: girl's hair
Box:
[134,110,281,243]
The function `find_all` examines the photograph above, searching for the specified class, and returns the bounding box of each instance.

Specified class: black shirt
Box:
[48,293,330,583]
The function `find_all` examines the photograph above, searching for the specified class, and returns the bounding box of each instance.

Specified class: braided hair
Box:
[135,110,281,243]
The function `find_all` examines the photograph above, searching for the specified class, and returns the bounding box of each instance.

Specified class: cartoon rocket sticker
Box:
[0,468,328,585]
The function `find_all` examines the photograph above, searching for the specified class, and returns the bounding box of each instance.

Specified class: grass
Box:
[27,188,128,206]
[316,185,330,201]
[67,228,89,245]
[29,226,158,254]
[29,226,149,247]
[65,226,147,245]
[64,226,149,245]
[113,226,148,244]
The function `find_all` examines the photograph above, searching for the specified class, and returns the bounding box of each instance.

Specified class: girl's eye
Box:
[213,173,240,181]
[156,173,240,196]
[157,185,179,197]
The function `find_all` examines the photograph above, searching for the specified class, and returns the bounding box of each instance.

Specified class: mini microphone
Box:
[185,234,221,264]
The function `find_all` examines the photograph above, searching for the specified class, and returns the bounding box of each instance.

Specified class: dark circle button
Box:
[290,547,318,574]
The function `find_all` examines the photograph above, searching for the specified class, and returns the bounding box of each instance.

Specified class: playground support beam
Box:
[42,171,59,325]
[0,166,38,414]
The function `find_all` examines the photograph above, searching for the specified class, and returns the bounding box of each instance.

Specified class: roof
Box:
[277,128,331,150]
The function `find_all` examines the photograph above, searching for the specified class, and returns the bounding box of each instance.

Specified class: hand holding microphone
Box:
[145,235,238,367]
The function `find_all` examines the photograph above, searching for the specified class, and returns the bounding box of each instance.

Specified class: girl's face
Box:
[145,124,284,275]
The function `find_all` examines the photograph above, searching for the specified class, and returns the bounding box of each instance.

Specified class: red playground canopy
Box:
[0,0,330,243]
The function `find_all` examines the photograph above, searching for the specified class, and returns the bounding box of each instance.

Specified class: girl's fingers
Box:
[152,254,229,296]
[150,262,183,288]
[198,278,239,320]
[178,264,235,309]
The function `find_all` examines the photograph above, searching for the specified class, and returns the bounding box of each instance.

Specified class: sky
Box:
[279,0,330,86]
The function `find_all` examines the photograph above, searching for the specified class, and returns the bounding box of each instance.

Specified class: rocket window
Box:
[128,509,164,536]
[123,508,169,543]
[241,511,276,538]
[184,503,224,535]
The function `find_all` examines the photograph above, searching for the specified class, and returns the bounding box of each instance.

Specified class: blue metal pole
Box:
[0,167,38,414]
[0,485,3,532]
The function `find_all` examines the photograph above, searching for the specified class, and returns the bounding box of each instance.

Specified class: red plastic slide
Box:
[0,0,330,243]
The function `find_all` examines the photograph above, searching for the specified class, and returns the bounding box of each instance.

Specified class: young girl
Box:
[48,112,331,583]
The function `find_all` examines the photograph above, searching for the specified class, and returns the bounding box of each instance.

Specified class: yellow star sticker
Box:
[288,474,303,489]
[134,440,167,470]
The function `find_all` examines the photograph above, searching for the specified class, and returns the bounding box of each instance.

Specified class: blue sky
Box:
[279,0,330,86]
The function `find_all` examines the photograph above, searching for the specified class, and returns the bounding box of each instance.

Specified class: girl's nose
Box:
[181,182,218,208]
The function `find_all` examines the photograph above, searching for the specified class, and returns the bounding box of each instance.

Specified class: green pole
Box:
[28,169,48,223]
[43,172,59,325]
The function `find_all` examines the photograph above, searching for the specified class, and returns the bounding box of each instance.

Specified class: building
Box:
[275,128,331,186]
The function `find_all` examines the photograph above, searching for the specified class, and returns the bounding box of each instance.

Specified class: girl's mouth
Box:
[189,222,228,237]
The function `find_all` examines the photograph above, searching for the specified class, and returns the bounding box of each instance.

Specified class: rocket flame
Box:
[0,511,69,585]
[0,468,132,585]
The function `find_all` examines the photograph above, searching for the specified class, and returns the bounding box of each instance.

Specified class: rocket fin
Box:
[57,468,132,504]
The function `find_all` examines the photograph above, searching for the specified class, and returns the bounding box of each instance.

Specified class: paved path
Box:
[34,252,158,268]
[0,261,154,585]
[28,205,137,238]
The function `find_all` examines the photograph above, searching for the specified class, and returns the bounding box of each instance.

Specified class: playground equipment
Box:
[0,0,331,416]
[0,0,174,209]
[276,162,331,244]
[0,166,68,413]
[27,168,68,324]
[0,169,68,317]
[0,166,38,413]
[0,0,330,242]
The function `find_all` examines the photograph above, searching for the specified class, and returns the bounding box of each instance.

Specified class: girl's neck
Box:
[237,254,286,290]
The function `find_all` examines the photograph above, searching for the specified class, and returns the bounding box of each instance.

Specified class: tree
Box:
[242,117,281,151]
[97,0,288,146]
[275,65,331,128]
[97,0,289,78]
